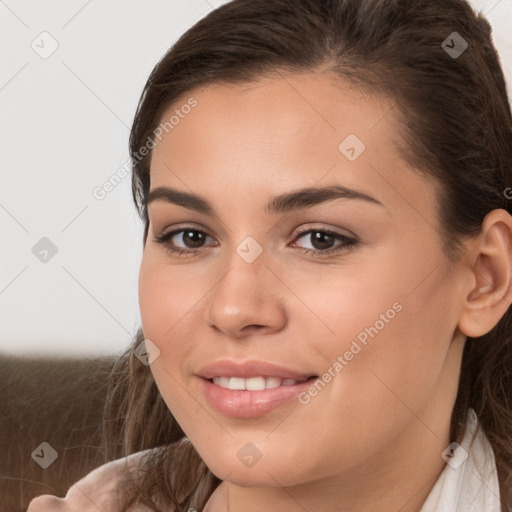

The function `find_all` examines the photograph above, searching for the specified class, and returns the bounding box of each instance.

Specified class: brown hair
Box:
[103,0,512,510]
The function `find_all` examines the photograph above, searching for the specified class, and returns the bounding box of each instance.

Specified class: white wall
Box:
[1,0,511,357]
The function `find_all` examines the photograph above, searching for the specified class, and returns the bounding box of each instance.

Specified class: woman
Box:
[28,0,512,510]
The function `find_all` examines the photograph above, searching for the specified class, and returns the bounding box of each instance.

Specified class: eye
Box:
[153,228,217,255]
[290,228,357,256]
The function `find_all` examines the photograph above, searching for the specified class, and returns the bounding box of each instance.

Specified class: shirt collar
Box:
[420,408,502,512]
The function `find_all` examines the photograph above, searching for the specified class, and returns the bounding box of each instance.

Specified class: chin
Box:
[209,463,292,487]
[199,449,308,488]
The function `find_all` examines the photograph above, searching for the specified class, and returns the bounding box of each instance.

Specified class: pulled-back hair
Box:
[103,0,512,510]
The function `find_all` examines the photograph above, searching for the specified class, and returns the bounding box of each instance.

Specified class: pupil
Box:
[311,231,334,250]
[184,231,204,248]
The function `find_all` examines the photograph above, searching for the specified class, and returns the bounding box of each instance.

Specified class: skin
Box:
[138,71,512,512]
[26,453,155,512]
[27,71,512,511]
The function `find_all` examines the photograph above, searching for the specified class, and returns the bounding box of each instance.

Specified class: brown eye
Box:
[153,228,216,254]
[292,229,357,255]
[175,230,208,248]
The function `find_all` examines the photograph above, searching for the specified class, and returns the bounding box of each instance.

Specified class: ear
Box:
[458,208,512,338]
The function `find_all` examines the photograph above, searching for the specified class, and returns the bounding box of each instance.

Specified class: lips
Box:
[196,360,319,418]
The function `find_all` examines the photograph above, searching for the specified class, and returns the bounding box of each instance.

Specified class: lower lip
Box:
[199,377,317,419]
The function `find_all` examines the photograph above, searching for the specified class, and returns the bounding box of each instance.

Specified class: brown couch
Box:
[0,352,118,512]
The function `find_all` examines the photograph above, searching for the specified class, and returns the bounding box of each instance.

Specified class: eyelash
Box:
[152,226,357,258]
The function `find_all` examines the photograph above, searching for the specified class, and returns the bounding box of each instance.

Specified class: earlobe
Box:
[458,209,512,339]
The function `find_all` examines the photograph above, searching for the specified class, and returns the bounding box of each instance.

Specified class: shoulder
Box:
[27,451,176,512]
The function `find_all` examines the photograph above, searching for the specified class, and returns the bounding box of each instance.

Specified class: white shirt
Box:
[420,408,502,511]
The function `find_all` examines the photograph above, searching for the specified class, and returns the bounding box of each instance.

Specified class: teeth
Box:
[229,377,245,390]
[218,377,230,388]
[211,376,304,390]
[245,376,266,391]
[266,376,281,389]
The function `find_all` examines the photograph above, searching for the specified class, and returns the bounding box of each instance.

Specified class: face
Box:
[138,72,466,488]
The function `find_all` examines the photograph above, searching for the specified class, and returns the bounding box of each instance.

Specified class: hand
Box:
[26,451,161,512]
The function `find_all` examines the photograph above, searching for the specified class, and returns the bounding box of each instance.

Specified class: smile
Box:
[211,376,309,390]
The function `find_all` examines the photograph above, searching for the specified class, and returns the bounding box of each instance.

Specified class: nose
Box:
[204,245,287,340]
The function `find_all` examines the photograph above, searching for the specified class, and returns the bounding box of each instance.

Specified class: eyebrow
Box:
[145,184,384,216]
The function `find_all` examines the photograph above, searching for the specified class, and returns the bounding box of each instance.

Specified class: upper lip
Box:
[197,360,317,380]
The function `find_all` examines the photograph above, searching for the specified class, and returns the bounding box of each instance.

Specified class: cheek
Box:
[327,271,455,423]
[138,257,200,399]
[287,292,452,476]
[138,254,201,347]
[303,257,455,437]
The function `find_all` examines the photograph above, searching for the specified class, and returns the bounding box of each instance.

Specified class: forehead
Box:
[151,72,390,170]
[148,72,439,222]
